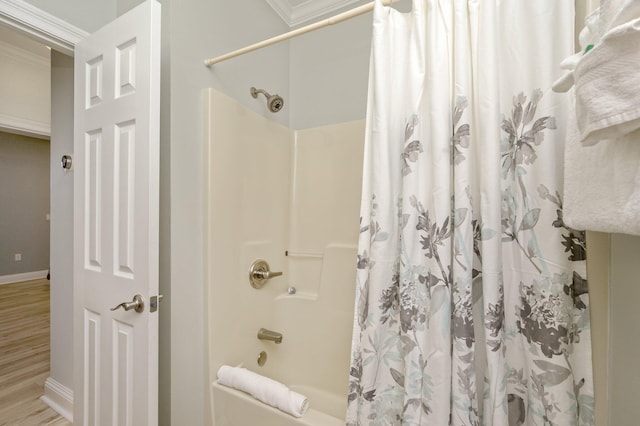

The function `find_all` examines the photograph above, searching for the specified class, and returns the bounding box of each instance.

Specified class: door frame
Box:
[0,0,87,420]
[0,0,87,56]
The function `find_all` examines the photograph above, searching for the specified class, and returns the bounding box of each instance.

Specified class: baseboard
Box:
[41,377,73,422]
[0,269,48,285]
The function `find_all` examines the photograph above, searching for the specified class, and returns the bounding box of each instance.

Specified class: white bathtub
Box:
[212,382,345,426]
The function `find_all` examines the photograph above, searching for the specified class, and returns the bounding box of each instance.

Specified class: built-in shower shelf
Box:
[285,250,324,258]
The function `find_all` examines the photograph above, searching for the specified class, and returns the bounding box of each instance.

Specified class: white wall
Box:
[0,25,50,137]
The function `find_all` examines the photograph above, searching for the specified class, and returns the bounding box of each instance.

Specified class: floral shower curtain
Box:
[347,0,594,425]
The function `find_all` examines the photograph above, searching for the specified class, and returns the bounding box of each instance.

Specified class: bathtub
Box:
[212,381,345,426]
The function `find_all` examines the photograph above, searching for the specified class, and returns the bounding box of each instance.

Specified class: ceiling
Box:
[264,0,364,27]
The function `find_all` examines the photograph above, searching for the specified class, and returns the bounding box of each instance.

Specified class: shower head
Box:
[250,87,284,113]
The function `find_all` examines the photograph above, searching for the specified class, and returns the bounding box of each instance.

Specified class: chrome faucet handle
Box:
[249,259,282,289]
[253,270,282,280]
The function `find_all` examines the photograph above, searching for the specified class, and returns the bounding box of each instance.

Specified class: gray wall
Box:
[289,12,372,130]
[49,50,74,391]
[24,0,117,33]
[0,131,50,276]
[288,0,411,130]
[159,0,171,423]
[167,1,289,424]
[609,234,640,426]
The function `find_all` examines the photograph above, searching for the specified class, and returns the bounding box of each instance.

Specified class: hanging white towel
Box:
[216,365,309,418]
[573,1,640,146]
[558,0,640,235]
[552,0,627,94]
[563,105,640,236]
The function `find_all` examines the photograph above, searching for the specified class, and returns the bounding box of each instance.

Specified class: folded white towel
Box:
[563,104,640,236]
[551,52,583,93]
[216,365,309,418]
[552,2,610,94]
[573,3,640,146]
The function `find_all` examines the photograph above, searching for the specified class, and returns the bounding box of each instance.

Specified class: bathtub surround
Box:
[204,88,364,423]
[347,1,593,424]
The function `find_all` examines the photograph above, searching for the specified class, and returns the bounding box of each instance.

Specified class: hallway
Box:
[0,279,70,425]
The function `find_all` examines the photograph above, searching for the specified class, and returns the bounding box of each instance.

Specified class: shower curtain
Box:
[347,1,594,425]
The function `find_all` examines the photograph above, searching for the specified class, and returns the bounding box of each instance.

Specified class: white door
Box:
[73,1,161,424]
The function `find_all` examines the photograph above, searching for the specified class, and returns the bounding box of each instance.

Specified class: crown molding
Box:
[265,0,363,27]
[0,0,89,56]
[0,112,50,139]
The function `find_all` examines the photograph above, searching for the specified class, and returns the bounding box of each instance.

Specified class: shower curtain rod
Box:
[204,0,400,67]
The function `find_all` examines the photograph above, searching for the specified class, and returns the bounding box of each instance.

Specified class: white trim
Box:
[290,0,362,27]
[41,377,74,422]
[0,38,51,138]
[0,0,88,56]
[0,269,48,285]
[264,0,293,26]
[0,112,50,139]
[265,0,362,27]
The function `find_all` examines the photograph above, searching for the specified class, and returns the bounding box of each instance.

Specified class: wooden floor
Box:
[0,278,71,425]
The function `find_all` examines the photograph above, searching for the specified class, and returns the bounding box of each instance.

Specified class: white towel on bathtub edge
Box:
[216,365,310,418]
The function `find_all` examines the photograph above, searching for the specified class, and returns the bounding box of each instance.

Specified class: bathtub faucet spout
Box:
[257,328,283,344]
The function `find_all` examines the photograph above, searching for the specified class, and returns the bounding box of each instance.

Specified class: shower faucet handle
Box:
[253,270,282,280]
[249,259,282,289]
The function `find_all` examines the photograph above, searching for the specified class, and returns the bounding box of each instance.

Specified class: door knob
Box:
[111,294,144,313]
[61,155,72,170]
